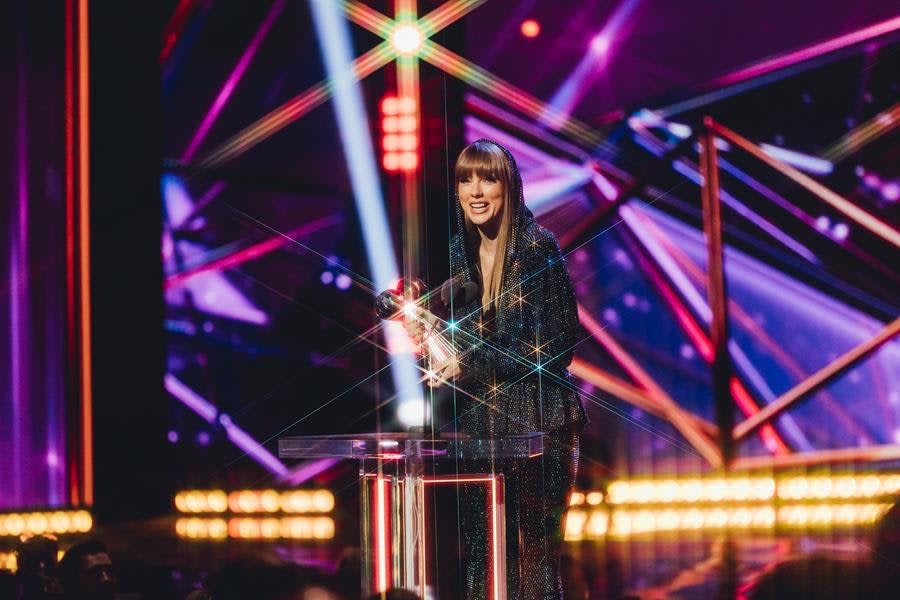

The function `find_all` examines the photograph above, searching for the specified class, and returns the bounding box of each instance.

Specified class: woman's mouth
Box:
[469,202,489,214]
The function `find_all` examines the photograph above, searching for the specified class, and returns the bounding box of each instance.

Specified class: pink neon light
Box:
[716,15,900,86]
[374,476,389,592]
[181,0,286,162]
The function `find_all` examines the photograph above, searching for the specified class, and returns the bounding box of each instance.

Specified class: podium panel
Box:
[278,432,543,598]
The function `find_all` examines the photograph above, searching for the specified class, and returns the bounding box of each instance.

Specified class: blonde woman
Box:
[431,139,587,599]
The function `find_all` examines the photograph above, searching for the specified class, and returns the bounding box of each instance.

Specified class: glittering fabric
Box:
[446,140,586,599]
[460,426,581,600]
[446,140,587,435]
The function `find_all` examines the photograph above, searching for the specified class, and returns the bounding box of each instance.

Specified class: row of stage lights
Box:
[569,474,900,506]
[0,510,93,538]
[563,503,892,540]
[175,516,334,540]
[174,490,336,541]
[174,489,335,514]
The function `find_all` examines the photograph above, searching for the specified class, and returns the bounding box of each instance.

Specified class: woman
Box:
[425,139,587,599]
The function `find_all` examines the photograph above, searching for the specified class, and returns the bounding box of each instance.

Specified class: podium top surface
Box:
[278,432,544,460]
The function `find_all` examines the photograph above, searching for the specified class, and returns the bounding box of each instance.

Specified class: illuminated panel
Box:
[175,516,334,540]
[173,489,335,513]
[564,503,891,540]
[0,510,93,537]
[420,475,504,600]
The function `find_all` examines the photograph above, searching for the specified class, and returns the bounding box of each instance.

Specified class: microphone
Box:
[433,277,480,319]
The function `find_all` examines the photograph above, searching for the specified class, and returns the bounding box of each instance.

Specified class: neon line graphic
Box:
[620,205,789,454]
[543,0,642,122]
[577,308,722,466]
[283,458,339,486]
[823,101,900,162]
[164,214,341,289]
[164,374,290,477]
[173,180,226,232]
[656,15,900,118]
[161,0,198,64]
[732,443,900,470]
[11,18,30,506]
[219,414,288,477]
[65,0,78,504]
[465,94,593,161]
[419,40,604,147]
[181,0,285,162]
[78,0,94,505]
[164,374,217,423]
[197,41,395,168]
[418,0,488,37]
[642,206,870,445]
[712,120,900,248]
[733,318,900,442]
[758,143,833,175]
[340,1,395,37]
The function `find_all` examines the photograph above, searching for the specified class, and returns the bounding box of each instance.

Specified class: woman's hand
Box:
[401,317,426,347]
[427,354,461,388]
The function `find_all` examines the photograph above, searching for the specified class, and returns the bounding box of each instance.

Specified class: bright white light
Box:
[403,301,417,318]
[391,25,422,55]
[397,398,426,428]
[335,273,352,290]
[590,34,610,55]
[832,222,849,241]
[667,122,693,139]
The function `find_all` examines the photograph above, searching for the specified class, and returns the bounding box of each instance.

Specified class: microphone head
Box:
[374,289,403,320]
[374,277,430,320]
[460,281,480,304]
[438,277,480,313]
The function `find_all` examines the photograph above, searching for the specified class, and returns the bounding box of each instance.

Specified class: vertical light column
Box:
[77,0,94,505]
[308,0,423,419]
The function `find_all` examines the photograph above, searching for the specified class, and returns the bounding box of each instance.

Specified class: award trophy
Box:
[374,278,461,386]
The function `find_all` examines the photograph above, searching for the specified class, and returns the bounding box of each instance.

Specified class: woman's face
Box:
[458,172,505,230]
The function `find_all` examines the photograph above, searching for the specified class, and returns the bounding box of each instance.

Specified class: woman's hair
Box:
[454,140,514,311]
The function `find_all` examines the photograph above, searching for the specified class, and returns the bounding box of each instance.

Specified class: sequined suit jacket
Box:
[447,142,587,436]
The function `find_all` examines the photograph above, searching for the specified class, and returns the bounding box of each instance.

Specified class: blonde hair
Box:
[455,141,514,311]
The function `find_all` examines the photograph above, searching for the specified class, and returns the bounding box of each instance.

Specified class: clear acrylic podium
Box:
[278,432,544,599]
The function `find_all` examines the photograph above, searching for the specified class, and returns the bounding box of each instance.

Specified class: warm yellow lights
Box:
[0,510,92,537]
[175,517,335,540]
[777,475,900,500]
[563,503,891,540]
[174,489,335,514]
[603,478,776,505]
[570,473,900,506]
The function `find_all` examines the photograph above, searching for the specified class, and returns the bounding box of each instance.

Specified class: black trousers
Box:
[460,425,581,599]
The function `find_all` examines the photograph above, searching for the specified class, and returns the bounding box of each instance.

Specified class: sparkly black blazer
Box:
[446,141,587,435]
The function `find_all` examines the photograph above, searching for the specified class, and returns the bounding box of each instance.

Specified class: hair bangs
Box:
[454,141,508,184]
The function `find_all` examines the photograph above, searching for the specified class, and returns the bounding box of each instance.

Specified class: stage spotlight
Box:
[335,273,352,290]
[882,182,899,201]
[520,19,540,38]
[590,34,611,55]
[832,222,849,241]
[320,271,334,285]
[391,24,422,55]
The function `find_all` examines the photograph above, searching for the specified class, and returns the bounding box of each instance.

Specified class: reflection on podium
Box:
[279,432,544,599]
